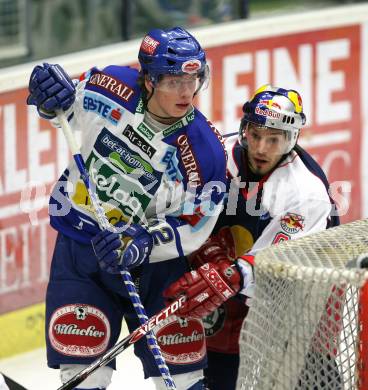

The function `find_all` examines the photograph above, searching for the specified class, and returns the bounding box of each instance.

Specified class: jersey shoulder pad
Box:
[269,150,330,206]
[294,145,331,190]
[83,65,141,112]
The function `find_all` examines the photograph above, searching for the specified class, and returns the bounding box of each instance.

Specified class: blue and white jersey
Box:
[49,65,227,262]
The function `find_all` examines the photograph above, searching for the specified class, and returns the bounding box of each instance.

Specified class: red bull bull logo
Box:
[259,99,281,110]
[280,212,305,234]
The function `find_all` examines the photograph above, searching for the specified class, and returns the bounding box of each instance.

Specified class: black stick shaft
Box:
[57,296,185,390]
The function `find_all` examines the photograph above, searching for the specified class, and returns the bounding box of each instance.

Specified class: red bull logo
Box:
[259,99,281,110]
[271,101,281,110]
[280,213,305,234]
[255,106,281,119]
[259,99,271,105]
[216,225,254,258]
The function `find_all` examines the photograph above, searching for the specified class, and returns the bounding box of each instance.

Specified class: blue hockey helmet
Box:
[239,84,306,154]
[138,27,208,89]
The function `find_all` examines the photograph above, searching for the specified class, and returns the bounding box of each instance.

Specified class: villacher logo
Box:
[155,316,206,364]
[48,304,110,357]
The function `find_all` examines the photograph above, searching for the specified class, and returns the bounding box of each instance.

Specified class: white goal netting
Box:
[237,219,368,390]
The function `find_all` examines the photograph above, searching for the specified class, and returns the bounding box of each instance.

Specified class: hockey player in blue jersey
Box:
[164,84,340,390]
[26,27,228,390]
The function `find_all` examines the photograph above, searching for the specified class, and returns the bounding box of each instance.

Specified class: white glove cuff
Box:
[236,258,255,300]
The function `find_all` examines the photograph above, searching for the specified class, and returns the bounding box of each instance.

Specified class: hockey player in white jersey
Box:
[164,84,339,389]
[26,27,227,390]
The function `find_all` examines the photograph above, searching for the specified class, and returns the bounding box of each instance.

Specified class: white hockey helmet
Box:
[239,84,306,154]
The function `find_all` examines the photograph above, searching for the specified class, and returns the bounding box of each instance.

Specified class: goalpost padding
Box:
[237,219,368,390]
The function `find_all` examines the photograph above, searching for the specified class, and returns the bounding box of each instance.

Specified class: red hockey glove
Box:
[188,236,230,269]
[163,259,241,318]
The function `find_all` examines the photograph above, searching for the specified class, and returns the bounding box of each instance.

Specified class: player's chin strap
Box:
[146,106,176,121]
[144,84,175,121]
[146,85,193,122]
[56,110,176,390]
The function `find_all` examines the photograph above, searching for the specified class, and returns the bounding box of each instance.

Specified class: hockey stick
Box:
[56,295,186,390]
[56,111,176,389]
[2,373,28,390]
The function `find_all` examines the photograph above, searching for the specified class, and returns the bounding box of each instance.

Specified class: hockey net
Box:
[237,218,368,390]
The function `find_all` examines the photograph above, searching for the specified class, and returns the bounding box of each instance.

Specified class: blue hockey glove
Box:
[27,63,76,119]
[91,223,153,273]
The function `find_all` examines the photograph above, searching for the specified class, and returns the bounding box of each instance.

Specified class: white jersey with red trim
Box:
[221,135,338,259]
[203,134,339,354]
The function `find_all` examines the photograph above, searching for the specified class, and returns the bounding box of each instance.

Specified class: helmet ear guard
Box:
[239,84,306,154]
